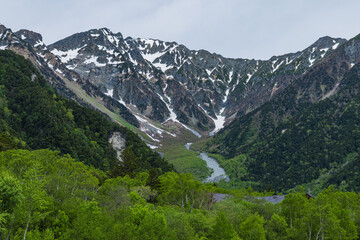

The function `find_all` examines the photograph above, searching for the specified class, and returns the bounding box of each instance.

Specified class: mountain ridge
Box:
[0,23,352,147]
[0,24,140,128]
[45,26,346,138]
[205,32,360,191]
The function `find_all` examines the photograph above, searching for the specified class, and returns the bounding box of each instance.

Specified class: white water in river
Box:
[185,143,229,182]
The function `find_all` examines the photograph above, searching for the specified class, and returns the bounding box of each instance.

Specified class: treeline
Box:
[207,63,360,192]
[0,148,359,239]
[0,50,173,174]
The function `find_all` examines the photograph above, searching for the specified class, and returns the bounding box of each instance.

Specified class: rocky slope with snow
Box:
[0,24,139,128]
[0,23,348,145]
[204,33,360,190]
[47,28,345,135]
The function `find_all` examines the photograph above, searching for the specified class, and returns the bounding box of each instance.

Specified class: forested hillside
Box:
[0,149,359,239]
[0,50,173,174]
[206,38,360,192]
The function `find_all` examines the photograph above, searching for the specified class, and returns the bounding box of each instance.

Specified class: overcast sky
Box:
[1,0,360,59]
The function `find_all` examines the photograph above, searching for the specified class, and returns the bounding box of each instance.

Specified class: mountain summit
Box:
[47,27,345,136]
[0,24,350,145]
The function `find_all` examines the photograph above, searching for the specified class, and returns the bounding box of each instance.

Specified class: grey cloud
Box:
[1,0,360,59]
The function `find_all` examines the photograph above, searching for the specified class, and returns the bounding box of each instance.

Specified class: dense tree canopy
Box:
[0,148,358,239]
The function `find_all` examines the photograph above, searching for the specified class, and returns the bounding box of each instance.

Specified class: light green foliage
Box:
[210,198,250,234]
[64,200,105,240]
[161,207,198,240]
[210,211,240,240]
[239,213,266,240]
[129,203,167,239]
[266,213,288,240]
[0,147,359,239]
[280,192,307,229]
[158,172,214,210]
[20,164,53,239]
[0,171,23,214]
[0,171,23,236]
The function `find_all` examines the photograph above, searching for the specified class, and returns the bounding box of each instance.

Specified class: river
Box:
[185,143,229,183]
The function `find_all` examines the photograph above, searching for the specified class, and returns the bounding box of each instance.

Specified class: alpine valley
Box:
[1,23,360,192]
[1,22,360,240]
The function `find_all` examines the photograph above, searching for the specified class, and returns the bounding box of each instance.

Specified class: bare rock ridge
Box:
[1,23,351,141]
[46,28,346,134]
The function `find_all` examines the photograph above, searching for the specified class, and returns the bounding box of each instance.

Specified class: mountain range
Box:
[1,23,360,191]
[0,24,347,141]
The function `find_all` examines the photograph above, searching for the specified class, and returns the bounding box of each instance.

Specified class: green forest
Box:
[0,49,360,239]
[1,149,359,239]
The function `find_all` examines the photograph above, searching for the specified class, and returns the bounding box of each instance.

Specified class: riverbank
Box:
[185,143,229,183]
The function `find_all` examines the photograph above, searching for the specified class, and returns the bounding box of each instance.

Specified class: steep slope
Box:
[0,50,174,173]
[135,36,346,122]
[48,27,345,136]
[48,29,215,132]
[206,34,360,191]
[0,24,139,128]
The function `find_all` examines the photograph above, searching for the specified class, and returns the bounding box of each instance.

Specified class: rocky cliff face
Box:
[208,33,360,158]
[109,132,126,161]
[0,23,350,142]
[48,28,346,136]
[47,29,215,131]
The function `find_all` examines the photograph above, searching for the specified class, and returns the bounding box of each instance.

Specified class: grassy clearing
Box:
[63,78,142,133]
[189,137,209,151]
[159,128,211,180]
[162,143,211,180]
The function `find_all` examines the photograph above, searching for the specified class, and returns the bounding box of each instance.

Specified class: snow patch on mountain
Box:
[84,56,106,67]
[308,55,316,67]
[228,70,233,82]
[136,115,163,135]
[332,42,340,49]
[209,113,226,136]
[55,69,63,75]
[153,62,172,72]
[141,51,163,63]
[101,29,120,47]
[34,40,45,47]
[158,90,201,138]
[320,48,329,58]
[51,46,84,63]
[47,62,54,70]
[66,64,76,70]
[246,70,257,83]
[209,87,230,136]
[146,144,159,149]
[104,88,114,97]
[286,57,294,65]
[271,59,284,73]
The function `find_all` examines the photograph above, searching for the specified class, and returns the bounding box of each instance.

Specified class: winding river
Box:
[185,143,229,183]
